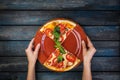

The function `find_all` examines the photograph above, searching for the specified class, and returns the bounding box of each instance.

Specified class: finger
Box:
[90,48,97,56]
[34,43,40,55]
[87,36,94,48]
[28,38,35,49]
[82,40,87,55]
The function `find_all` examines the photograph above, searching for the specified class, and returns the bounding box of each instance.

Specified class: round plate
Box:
[34,18,87,72]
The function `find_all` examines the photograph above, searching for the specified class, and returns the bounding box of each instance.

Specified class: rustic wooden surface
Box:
[0,0,120,80]
[0,0,120,10]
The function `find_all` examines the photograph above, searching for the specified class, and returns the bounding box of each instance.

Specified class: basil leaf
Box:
[55,40,61,47]
[54,26,60,33]
[53,26,60,39]
[54,32,60,39]
[53,26,66,55]
[57,55,64,63]
[59,46,66,54]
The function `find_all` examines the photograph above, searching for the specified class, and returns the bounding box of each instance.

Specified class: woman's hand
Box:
[82,37,96,80]
[82,37,96,65]
[25,38,40,80]
[25,38,40,66]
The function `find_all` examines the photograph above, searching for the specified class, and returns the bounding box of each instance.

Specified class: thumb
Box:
[34,43,40,56]
[82,40,87,56]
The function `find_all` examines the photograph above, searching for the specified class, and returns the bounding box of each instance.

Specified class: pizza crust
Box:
[43,58,80,72]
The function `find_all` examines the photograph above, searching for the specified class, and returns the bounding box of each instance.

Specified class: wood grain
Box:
[0,57,119,71]
[0,11,119,26]
[0,72,120,80]
[0,0,120,10]
[0,26,119,40]
[0,0,120,79]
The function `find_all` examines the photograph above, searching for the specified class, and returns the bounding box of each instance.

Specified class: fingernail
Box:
[82,40,84,44]
[38,43,40,47]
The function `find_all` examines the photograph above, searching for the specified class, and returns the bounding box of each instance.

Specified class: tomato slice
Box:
[44,28,52,37]
[59,24,66,34]
[52,57,64,68]
[54,49,60,57]
[52,57,57,66]
[66,53,76,62]
[59,35,64,42]
[57,61,63,68]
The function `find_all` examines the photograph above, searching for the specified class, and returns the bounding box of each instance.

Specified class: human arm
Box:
[82,37,96,80]
[25,38,40,80]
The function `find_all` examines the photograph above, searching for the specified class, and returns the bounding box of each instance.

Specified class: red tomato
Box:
[54,49,60,57]
[66,53,76,62]
[60,35,64,42]
[57,61,63,68]
[59,24,66,34]
[52,57,57,66]
[44,28,52,37]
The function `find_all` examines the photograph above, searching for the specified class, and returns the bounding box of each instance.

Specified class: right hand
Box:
[82,37,96,65]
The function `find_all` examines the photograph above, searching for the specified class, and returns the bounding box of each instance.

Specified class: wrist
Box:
[83,60,91,67]
[28,62,36,68]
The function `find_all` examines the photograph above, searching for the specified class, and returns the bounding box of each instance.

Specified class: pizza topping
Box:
[67,62,73,67]
[52,26,67,63]
[44,28,53,37]
[66,53,76,62]
[53,26,60,40]
[59,23,66,34]
[57,61,64,68]
[57,55,64,63]
[59,35,64,42]
[52,57,57,66]
[54,49,60,57]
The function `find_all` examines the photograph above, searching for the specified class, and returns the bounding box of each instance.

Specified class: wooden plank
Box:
[0,72,120,80]
[0,0,120,10]
[0,41,119,57]
[0,11,119,26]
[0,26,119,40]
[0,57,119,71]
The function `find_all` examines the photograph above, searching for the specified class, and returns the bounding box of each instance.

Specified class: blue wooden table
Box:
[0,0,120,80]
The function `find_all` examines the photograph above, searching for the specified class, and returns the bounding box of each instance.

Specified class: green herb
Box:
[53,26,65,54]
[57,55,64,63]
[53,26,66,63]
[55,40,61,47]
[59,46,66,54]
[53,26,60,39]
